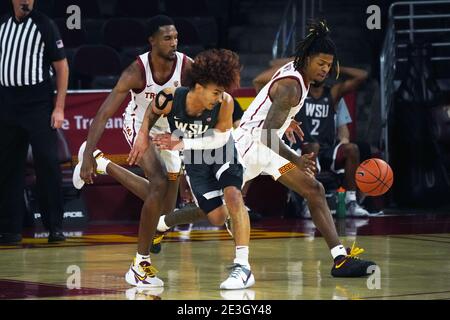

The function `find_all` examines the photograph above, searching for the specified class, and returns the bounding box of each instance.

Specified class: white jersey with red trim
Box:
[124,51,189,131]
[238,61,309,138]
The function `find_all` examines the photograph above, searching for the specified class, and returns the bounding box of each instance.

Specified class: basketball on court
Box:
[355,158,394,196]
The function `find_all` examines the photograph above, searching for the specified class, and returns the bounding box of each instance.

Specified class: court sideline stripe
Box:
[360,290,450,299]
[389,235,450,244]
[419,234,450,239]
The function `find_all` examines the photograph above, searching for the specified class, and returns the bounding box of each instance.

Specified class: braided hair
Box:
[293,19,339,79]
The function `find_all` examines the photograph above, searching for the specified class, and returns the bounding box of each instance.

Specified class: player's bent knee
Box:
[224,188,244,213]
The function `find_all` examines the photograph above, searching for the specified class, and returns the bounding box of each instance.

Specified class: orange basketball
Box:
[355,158,394,196]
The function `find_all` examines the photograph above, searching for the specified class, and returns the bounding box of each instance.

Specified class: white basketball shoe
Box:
[220,263,255,290]
[72,141,110,189]
[125,259,164,288]
[346,201,370,217]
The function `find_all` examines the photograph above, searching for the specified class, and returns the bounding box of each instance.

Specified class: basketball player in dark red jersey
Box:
[73,15,192,287]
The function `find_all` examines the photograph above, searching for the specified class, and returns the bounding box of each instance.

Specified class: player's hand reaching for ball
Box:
[128,130,149,165]
[296,152,317,178]
[153,133,184,151]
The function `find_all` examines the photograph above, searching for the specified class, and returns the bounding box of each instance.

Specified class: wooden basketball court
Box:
[0,214,449,300]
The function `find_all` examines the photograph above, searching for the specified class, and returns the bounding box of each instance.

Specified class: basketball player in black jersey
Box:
[293,67,370,217]
[128,49,256,290]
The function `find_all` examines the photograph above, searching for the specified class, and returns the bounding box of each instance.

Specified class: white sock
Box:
[157,215,170,232]
[345,191,357,204]
[95,154,110,175]
[331,244,347,260]
[234,246,250,268]
[135,252,151,265]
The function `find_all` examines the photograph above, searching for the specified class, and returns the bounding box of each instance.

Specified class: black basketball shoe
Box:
[331,243,377,277]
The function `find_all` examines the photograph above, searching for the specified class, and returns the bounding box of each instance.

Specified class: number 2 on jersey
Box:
[311,119,320,135]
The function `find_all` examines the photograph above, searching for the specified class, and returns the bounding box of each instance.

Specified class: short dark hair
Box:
[187,49,241,92]
[146,15,175,38]
[293,19,339,78]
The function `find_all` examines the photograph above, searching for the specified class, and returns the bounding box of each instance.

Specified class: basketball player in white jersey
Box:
[234,20,377,277]
[73,15,192,287]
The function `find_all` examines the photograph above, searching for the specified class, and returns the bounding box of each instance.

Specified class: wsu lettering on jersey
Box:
[174,120,210,138]
[305,102,331,118]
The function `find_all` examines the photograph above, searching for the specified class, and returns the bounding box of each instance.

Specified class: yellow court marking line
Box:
[164,229,307,241]
[0,229,308,249]
[0,245,22,249]
[19,234,138,244]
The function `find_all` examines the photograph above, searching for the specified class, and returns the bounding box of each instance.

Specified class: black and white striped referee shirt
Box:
[0,9,65,88]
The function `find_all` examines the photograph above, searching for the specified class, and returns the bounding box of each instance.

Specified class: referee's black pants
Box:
[0,101,64,234]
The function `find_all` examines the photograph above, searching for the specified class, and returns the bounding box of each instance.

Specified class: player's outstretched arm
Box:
[154,92,234,151]
[81,61,144,183]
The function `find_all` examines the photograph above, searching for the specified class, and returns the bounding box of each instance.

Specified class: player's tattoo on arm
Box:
[140,103,161,134]
[147,108,160,131]
[262,79,301,164]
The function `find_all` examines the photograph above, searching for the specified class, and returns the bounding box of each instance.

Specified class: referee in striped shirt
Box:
[0,0,69,244]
